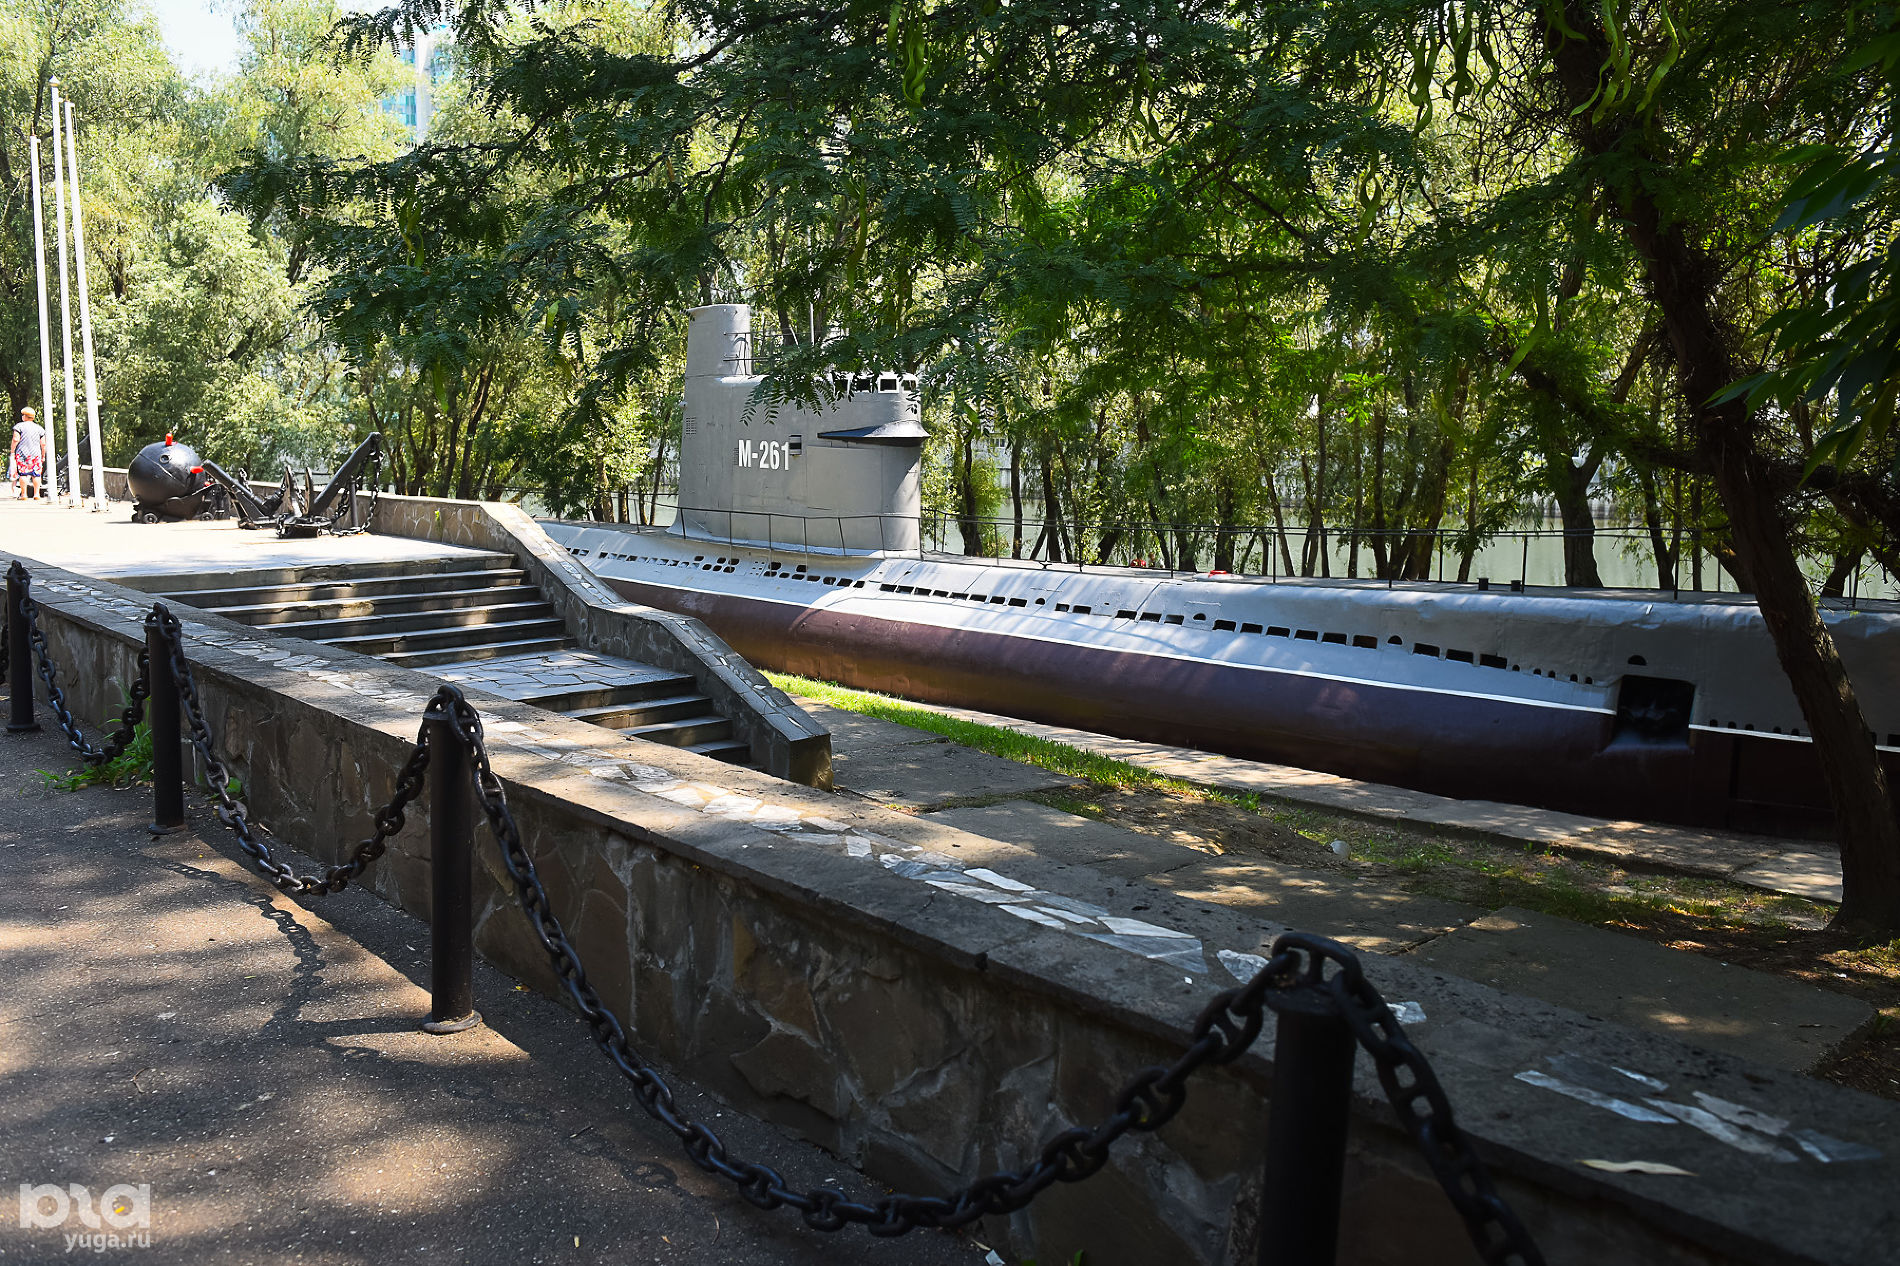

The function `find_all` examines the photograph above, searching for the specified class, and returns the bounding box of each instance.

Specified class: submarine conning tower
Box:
[678,303,925,555]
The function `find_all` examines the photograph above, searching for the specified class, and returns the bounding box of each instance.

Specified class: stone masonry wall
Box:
[12,553,1900,1266]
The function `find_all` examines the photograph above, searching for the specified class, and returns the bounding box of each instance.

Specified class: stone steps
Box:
[147,557,753,768]
[324,615,573,658]
[287,602,562,643]
[380,634,577,669]
[518,677,697,713]
[625,713,735,748]
[684,736,752,761]
[136,553,521,597]
[195,580,539,621]
[564,692,714,730]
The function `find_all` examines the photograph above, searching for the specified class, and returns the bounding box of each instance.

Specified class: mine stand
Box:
[128,432,384,540]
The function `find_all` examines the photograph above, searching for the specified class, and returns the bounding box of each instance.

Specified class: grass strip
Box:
[768,672,1204,794]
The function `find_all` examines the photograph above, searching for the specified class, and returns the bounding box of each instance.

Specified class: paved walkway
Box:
[0,497,480,581]
[431,649,684,701]
[858,696,1845,904]
[0,721,982,1265]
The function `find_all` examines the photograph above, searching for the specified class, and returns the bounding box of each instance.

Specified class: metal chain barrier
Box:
[432,690,1543,1263]
[152,606,424,896]
[18,590,149,765]
[1302,944,1542,1262]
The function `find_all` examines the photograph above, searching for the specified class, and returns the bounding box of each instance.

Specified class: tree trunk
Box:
[956,426,983,556]
[1368,399,1390,578]
[1820,549,1863,601]
[1214,474,1237,572]
[1457,440,1479,583]
[1552,450,1604,588]
[1039,447,1067,564]
[1265,478,1296,576]
[1639,467,1677,590]
[1572,114,1900,931]
[1009,437,1024,559]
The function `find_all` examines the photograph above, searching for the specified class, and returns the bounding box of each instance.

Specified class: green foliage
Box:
[94,199,302,462]
[1720,33,1900,478]
[0,0,180,428]
[40,718,152,791]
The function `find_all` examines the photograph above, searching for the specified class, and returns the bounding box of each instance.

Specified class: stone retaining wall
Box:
[11,552,1899,1266]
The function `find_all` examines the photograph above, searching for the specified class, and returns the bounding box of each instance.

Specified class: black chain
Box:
[153,606,423,896]
[17,584,149,765]
[434,691,1541,1261]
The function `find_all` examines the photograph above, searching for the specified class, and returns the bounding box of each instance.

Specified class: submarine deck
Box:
[544,520,1900,614]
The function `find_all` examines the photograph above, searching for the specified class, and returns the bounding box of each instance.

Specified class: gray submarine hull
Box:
[544,519,1900,838]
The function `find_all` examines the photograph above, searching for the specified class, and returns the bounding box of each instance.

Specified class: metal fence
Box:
[1,559,1542,1263]
[917,512,1899,602]
[572,502,1897,603]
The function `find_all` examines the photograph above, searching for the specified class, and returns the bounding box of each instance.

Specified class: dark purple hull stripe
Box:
[606,579,1851,837]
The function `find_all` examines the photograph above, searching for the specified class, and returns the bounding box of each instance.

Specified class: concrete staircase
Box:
[144,554,752,764]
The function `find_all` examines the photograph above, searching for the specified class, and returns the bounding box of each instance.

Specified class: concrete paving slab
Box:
[1562,820,1790,879]
[1,499,486,580]
[829,740,1082,808]
[1733,851,1846,903]
[1404,907,1872,1071]
[924,800,1216,880]
[793,701,945,755]
[1148,858,1483,955]
[915,803,1480,953]
[434,649,687,702]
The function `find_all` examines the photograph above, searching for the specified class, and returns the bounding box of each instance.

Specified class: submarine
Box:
[541,304,1900,836]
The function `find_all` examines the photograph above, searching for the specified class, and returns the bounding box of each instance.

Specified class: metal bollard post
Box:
[146,611,185,836]
[1256,989,1357,1266]
[6,563,37,733]
[422,705,481,1034]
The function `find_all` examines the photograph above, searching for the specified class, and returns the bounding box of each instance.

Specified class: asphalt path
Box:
[0,714,987,1265]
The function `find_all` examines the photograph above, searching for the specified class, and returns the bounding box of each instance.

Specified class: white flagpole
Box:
[48,80,82,508]
[64,100,107,513]
[29,137,59,503]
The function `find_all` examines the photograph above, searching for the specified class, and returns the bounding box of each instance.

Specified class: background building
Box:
[382,25,452,140]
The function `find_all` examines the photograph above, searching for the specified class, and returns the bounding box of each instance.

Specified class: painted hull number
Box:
[737,439,788,471]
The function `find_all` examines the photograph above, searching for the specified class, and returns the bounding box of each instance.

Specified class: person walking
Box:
[12,407,48,501]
